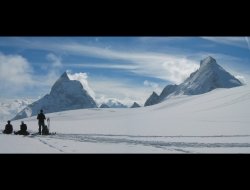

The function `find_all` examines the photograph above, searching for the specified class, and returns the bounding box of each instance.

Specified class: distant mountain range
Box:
[0,99,34,122]
[99,99,127,108]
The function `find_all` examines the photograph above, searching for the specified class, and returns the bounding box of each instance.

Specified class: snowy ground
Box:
[1,85,250,153]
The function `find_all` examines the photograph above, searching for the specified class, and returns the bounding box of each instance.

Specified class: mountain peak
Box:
[60,71,70,80]
[131,102,141,108]
[144,91,159,106]
[200,56,217,67]
[152,91,158,96]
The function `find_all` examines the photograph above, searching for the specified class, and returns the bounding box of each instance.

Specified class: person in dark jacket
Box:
[37,109,46,135]
[3,120,13,134]
[14,121,29,135]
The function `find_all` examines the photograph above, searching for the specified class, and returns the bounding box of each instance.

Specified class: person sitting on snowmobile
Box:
[14,121,29,136]
[37,109,46,135]
[3,120,13,134]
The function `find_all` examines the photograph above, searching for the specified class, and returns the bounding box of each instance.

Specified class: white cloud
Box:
[58,43,199,84]
[143,80,159,88]
[161,58,199,84]
[0,52,33,87]
[46,53,62,68]
[245,37,250,52]
[3,40,200,84]
[39,71,61,88]
[67,72,96,99]
[66,63,138,70]
[138,37,189,43]
[201,37,248,49]
[0,52,43,99]
[33,53,65,91]
[0,52,67,98]
[235,75,247,84]
[1,38,248,75]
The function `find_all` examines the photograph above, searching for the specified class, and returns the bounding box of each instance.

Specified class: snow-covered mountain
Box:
[145,56,242,106]
[130,102,141,108]
[177,56,242,95]
[0,99,34,122]
[13,72,97,120]
[100,99,128,108]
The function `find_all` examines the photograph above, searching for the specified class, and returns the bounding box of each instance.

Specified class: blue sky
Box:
[0,37,249,105]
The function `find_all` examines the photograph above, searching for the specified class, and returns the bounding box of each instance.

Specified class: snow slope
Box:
[1,84,250,153]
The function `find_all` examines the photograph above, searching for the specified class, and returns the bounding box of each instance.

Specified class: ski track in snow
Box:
[27,133,250,153]
[36,138,64,153]
[28,134,193,153]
